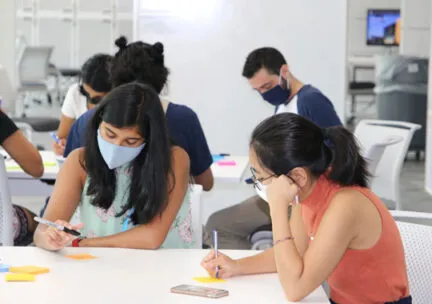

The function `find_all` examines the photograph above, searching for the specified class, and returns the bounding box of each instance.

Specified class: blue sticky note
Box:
[212,155,225,163]
[0,264,10,272]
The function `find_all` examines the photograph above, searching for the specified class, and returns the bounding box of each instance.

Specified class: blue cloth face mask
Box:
[260,74,291,106]
[97,129,145,170]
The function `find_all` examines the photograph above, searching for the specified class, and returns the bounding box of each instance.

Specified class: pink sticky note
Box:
[217,160,237,166]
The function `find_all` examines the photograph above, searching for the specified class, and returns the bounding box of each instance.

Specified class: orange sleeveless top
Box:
[301,176,409,304]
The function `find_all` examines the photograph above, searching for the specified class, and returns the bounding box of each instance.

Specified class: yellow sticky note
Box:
[6,273,36,282]
[9,266,50,275]
[193,277,226,283]
[65,253,97,260]
[43,162,57,167]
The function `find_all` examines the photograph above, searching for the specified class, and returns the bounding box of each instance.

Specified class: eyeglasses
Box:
[250,167,297,191]
[250,167,276,191]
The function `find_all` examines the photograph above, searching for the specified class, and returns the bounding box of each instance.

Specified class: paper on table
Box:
[212,155,225,163]
[217,160,237,166]
[65,253,97,260]
[9,266,50,275]
[5,273,36,282]
[7,162,57,170]
[0,264,10,272]
[193,277,226,283]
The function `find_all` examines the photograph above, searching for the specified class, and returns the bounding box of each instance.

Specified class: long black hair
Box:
[82,82,174,224]
[110,36,168,93]
[250,113,370,187]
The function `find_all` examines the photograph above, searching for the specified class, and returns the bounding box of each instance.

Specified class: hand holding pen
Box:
[50,132,66,156]
[34,217,84,251]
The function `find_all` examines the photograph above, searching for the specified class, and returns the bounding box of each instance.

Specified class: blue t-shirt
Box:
[64,103,213,176]
[275,85,342,128]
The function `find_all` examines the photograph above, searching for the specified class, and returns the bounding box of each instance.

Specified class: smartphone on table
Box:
[171,284,229,299]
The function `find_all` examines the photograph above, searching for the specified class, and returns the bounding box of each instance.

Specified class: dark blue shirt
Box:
[275,85,342,128]
[64,103,213,176]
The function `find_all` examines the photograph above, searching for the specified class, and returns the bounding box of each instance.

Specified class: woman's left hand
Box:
[267,175,299,211]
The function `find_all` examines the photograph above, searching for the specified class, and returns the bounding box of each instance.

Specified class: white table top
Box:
[0,247,329,304]
[210,156,249,183]
[5,150,59,180]
[6,152,249,183]
[347,55,376,68]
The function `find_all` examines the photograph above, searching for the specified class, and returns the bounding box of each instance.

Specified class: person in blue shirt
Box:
[40,37,213,217]
[64,37,214,191]
[204,47,343,249]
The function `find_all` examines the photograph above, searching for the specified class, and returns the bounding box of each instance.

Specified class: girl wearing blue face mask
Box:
[34,82,193,250]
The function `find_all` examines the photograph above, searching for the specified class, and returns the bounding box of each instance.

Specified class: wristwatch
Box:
[72,237,86,247]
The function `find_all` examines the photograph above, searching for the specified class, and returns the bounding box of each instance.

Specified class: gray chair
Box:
[18,46,55,111]
[374,55,427,159]
[0,65,59,133]
[0,157,14,246]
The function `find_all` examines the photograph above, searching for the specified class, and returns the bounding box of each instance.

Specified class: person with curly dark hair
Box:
[63,36,214,191]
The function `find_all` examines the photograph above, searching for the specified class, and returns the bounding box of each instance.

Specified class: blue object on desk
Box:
[245,177,253,184]
[0,264,10,272]
[212,154,228,163]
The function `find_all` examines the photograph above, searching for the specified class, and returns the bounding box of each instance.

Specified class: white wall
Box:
[135,0,348,155]
[0,0,16,86]
[400,0,431,57]
[347,0,401,57]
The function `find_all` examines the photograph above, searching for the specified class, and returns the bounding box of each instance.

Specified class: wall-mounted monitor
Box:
[366,9,401,46]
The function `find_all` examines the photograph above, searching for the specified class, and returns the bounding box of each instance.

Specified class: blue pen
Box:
[122,208,134,232]
[213,230,219,278]
[50,132,60,144]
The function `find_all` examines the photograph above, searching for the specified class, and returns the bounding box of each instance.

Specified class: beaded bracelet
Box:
[273,236,294,247]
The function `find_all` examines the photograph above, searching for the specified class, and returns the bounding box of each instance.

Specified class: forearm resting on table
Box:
[79,226,165,250]
[237,248,277,275]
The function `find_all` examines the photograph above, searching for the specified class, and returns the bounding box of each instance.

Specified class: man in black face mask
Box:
[203,47,342,250]
[244,47,342,124]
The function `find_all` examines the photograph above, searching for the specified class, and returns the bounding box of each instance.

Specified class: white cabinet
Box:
[77,0,112,12]
[39,18,74,67]
[38,0,73,11]
[16,16,33,45]
[15,0,133,68]
[77,19,113,65]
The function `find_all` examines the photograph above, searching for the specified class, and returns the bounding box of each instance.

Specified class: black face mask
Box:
[79,84,103,105]
[87,96,103,105]
[79,84,89,98]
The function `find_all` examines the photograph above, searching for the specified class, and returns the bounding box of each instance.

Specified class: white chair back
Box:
[18,46,53,84]
[354,120,421,209]
[0,65,18,114]
[189,184,203,249]
[392,212,432,304]
[0,157,14,246]
[363,136,402,175]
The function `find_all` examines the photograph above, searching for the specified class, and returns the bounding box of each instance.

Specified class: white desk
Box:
[6,152,249,197]
[0,247,329,304]
[210,156,249,183]
[6,151,59,197]
[347,55,376,69]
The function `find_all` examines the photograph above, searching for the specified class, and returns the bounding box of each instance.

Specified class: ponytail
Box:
[324,126,370,187]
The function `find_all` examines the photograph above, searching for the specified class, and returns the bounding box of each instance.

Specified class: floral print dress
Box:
[71,164,195,248]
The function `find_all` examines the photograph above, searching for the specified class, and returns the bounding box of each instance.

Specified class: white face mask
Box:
[254,181,300,205]
[255,181,269,202]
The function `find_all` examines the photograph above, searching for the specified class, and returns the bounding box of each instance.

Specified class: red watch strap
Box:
[72,237,83,247]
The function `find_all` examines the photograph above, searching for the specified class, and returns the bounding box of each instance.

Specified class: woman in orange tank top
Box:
[201,113,411,303]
